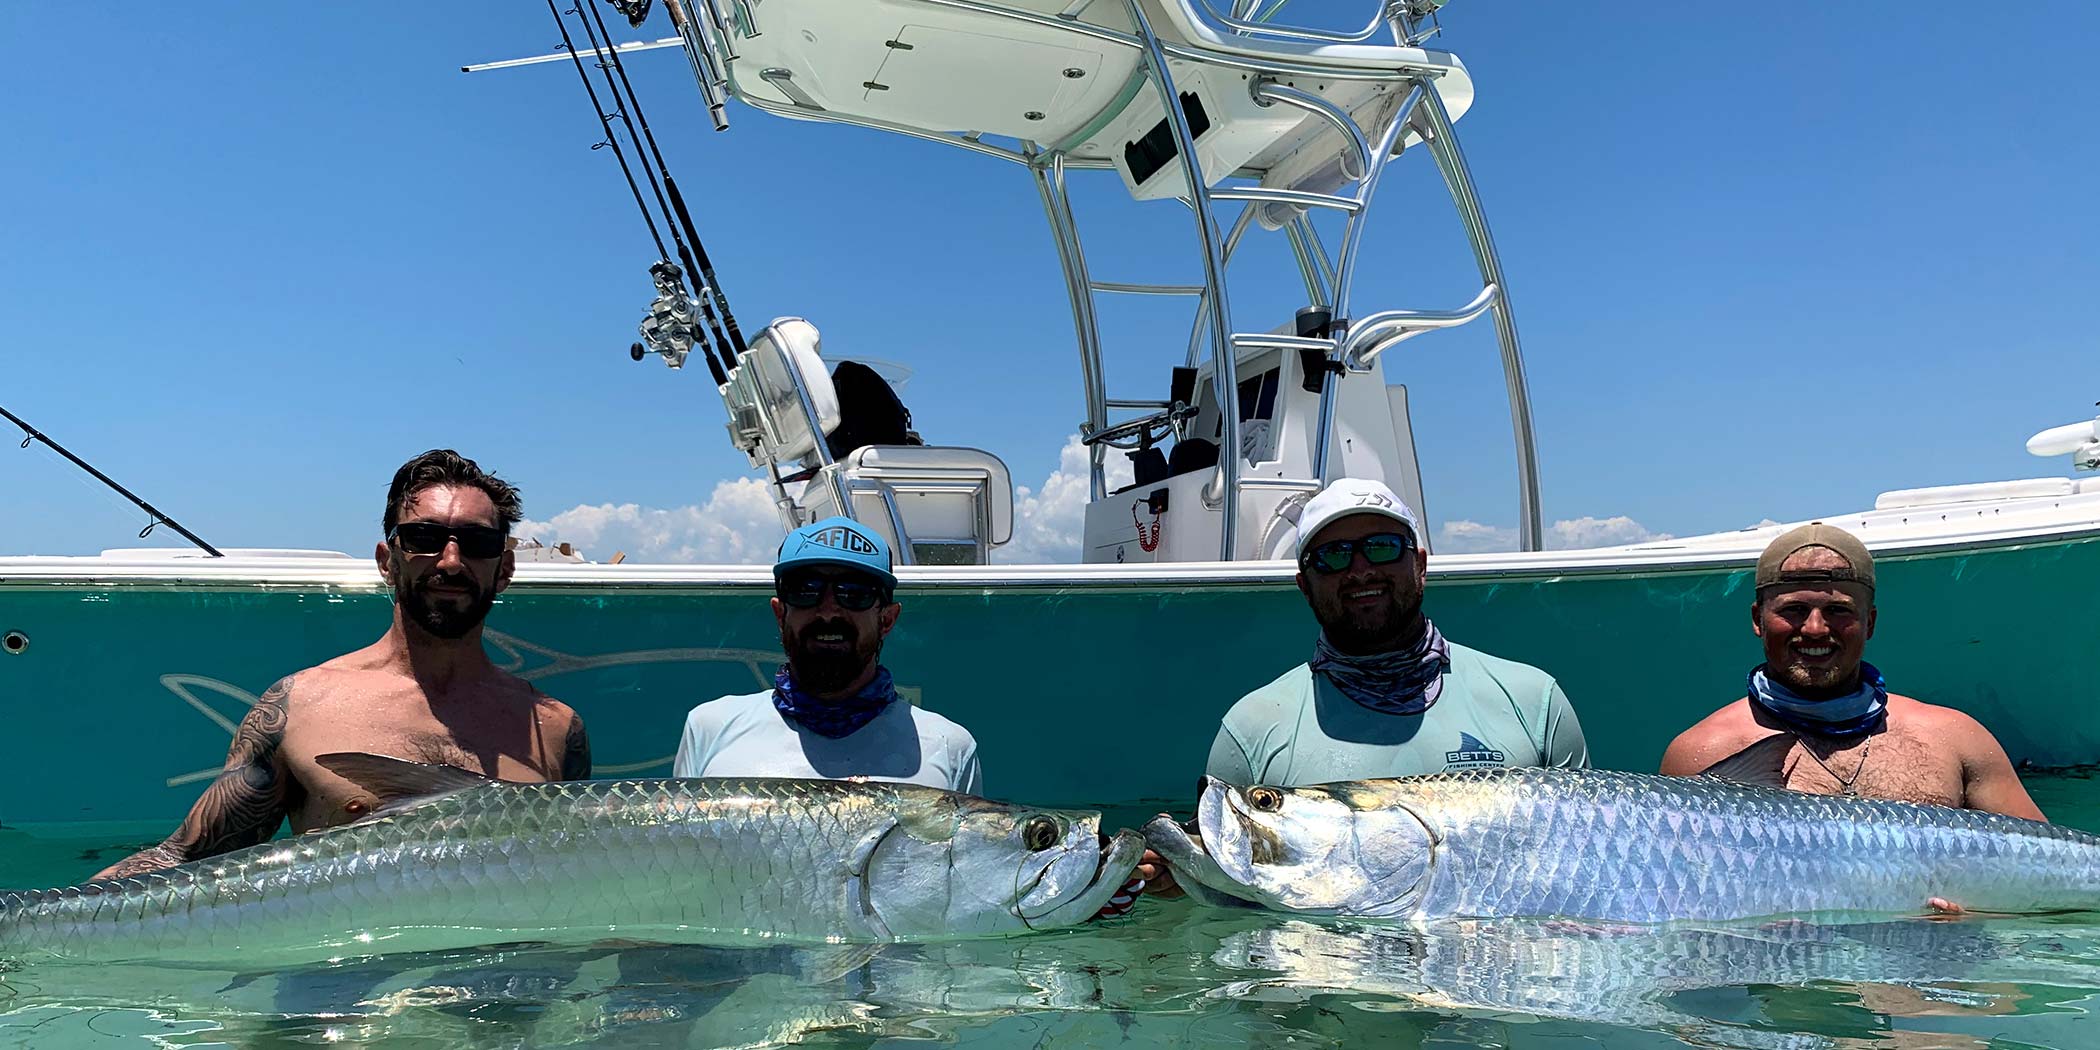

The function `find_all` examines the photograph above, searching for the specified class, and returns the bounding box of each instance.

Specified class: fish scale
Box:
[1392,769,2096,921]
[0,776,1140,965]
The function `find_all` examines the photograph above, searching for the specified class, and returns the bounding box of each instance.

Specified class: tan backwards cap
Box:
[1755,522,1874,594]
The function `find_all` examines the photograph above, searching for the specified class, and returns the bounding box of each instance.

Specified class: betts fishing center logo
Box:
[797,525,880,557]
[1445,732,1505,768]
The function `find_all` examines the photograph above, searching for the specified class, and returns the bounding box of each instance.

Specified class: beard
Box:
[1768,651,1861,698]
[782,615,883,695]
[1310,579,1424,655]
[394,564,496,640]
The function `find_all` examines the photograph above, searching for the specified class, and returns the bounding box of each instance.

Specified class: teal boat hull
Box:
[1,532,2093,826]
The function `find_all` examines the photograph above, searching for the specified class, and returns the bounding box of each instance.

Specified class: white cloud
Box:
[1435,515,1671,555]
[515,477,784,564]
[1433,519,1520,554]
[513,436,1131,565]
[1547,515,1671,550]
[997,435,1134,564]
[522,453,1672,567]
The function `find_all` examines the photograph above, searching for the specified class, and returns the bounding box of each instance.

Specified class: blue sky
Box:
[4,4,2096,561]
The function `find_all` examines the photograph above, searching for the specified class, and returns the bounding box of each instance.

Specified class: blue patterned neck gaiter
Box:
[773,665,897,739]
[1746,661,1888,738]
[1310,621,1451,716]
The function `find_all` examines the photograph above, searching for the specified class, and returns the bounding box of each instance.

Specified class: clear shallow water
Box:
[3,783,2100,1049]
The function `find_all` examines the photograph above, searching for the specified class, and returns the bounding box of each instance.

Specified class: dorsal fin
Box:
[1697,733,1796,790]
[314,752,495,817]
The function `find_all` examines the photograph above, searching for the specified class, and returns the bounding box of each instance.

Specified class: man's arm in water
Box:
[559,708,592,781]
[93,677,303,880]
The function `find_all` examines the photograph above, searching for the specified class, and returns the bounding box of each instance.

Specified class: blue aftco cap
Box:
[774,516,897,588]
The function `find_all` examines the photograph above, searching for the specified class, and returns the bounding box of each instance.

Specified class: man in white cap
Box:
[1205,477,1588,786]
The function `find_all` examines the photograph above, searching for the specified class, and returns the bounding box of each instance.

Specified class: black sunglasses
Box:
[388,522,507,560]
[777,574,888,612]
[1301,532,1414,575]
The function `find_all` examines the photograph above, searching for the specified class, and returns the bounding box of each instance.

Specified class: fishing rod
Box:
[577,0,749,362]
[568,0,741,368]
[0,404,223,557]
[545,0,730,385]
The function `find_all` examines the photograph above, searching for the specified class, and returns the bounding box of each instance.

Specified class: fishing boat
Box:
[3,0,2095,827]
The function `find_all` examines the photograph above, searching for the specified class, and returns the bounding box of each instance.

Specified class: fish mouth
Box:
[1143,776,1264,907]
[1142,813,1261,909]
[1016,829,1145,927]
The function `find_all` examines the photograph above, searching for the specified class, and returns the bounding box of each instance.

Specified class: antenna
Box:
[2026,405,2100,471]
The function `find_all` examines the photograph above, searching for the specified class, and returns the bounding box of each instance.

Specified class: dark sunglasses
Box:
[388,522,507,560]
[777,574,888,612]
[1301,532,1414,575]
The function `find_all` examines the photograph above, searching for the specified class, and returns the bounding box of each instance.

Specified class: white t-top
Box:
[672,690,983,794]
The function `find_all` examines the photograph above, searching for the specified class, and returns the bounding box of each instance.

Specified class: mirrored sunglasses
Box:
[1301,532,1414,575]
[777,574,887,611]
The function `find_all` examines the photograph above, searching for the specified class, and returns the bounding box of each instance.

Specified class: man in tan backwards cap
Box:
[1660,522,2043,820]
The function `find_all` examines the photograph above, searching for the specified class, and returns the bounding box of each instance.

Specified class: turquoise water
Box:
[4,780,2100,1048]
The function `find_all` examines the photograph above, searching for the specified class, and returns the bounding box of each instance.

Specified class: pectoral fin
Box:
[1697,733,1796,790]
[314,752,496,817]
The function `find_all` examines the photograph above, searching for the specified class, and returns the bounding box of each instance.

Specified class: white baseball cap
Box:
[1293,478,1425,558]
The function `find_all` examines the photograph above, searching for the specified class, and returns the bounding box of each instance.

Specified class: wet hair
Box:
[382,449,524,536]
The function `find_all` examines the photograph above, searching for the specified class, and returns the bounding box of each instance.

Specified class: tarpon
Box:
[0,754,1145,964]
[1145,766,2100,922]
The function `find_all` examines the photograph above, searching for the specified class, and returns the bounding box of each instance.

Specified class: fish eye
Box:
[1248,787,1284,812]
[1022,816,1061,851]
[1022,815,1061,852]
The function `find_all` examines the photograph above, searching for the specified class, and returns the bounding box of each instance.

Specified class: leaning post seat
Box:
[722,317,841,470]
[801,446,1016,567]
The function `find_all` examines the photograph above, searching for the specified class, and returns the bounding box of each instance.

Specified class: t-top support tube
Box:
[1281,218,1329,309]
[1329,82,1423,324]
[1311,80,1422,487]
[1185,204,1260,370]
[1030,151,1111,502]
[1412,75,1544,552]
[1128,0,1240,560]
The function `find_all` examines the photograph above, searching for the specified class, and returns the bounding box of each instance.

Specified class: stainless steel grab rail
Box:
[1340,282,1500,367]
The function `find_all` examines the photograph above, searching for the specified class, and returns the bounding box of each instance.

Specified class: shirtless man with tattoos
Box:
[94,449,590,879]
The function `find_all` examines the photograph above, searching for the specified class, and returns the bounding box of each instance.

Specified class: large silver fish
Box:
[0,754,1145,965]
[1144,767,2100,922]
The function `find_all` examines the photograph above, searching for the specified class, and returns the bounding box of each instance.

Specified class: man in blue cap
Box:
[672,516,982,792]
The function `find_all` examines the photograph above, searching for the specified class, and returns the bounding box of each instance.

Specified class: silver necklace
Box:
[1795,732,1873,796]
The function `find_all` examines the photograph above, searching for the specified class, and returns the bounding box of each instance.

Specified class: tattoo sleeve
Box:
[94,677,302,880]
[559,713,592,781]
